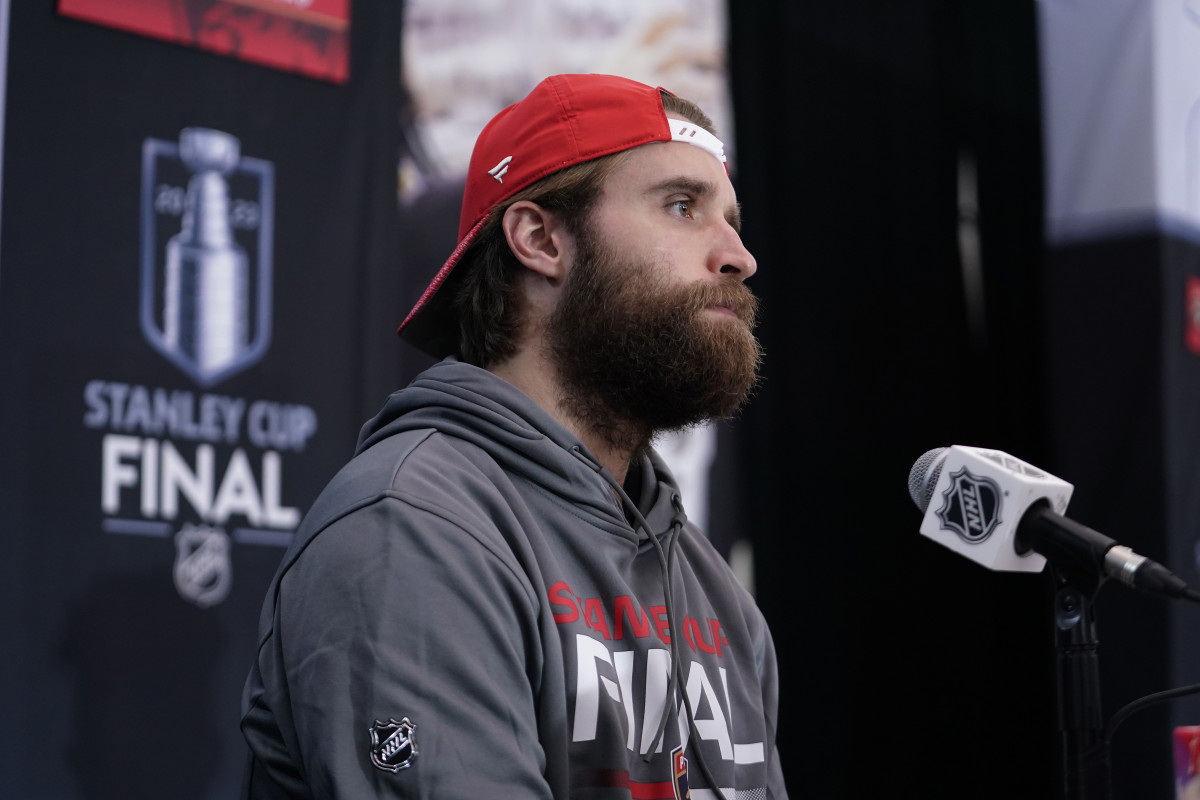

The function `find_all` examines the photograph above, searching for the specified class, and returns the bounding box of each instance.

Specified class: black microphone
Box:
[908,445,1190,599]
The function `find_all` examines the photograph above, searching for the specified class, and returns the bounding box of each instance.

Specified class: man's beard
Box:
[546,226,762,454]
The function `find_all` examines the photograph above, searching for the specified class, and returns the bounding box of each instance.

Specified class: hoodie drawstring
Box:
[571,447,731,800]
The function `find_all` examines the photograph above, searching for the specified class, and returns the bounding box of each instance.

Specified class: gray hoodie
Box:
[241,359,787,799]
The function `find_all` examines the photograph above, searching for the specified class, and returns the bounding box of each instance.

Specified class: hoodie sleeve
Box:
[270,494,553,799]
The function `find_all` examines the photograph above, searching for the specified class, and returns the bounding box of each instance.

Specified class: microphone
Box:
[908,445,1190,599]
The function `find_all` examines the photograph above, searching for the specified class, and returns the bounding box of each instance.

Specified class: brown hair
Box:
[453,90,717,367]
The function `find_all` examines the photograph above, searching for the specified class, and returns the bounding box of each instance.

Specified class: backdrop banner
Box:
[0,4,399,798]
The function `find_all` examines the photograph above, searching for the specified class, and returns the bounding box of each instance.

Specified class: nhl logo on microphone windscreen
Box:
[935,467,1002,543]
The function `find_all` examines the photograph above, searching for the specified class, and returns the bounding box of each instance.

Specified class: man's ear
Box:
[501,201,571,284]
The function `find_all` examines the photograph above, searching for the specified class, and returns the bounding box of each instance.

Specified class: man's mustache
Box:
[682,280,759,326]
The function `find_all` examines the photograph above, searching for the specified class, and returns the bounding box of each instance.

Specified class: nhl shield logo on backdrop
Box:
[140,127,275,387]
[173,523,232,608]
[369,717,418,772]
[935,467,1002,543]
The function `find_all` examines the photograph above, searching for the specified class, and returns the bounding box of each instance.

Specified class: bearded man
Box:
[241,73,788,800]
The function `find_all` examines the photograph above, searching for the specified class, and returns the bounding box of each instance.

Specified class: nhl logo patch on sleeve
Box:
[369,717,418,772]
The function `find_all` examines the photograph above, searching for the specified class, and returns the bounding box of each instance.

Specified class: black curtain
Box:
[729,1,1058,796]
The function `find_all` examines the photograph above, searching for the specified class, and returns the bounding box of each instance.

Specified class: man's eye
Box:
[670,200,694,218]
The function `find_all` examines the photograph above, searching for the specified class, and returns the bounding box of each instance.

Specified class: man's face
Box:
[546,128,761,444]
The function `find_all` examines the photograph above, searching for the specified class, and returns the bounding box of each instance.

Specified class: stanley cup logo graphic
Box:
[141,127,274,386]
[164,129,249,376]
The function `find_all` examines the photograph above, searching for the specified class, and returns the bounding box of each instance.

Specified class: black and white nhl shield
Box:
[935,466,1002,543]
[369,717,418,772]
[172,523,232,608]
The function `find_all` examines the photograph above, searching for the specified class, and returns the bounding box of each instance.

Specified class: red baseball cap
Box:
[398,73,727,357]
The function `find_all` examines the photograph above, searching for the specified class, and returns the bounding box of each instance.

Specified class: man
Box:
[241,73,788,799]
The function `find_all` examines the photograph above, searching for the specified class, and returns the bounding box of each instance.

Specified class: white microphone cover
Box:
[913,445,1074,573]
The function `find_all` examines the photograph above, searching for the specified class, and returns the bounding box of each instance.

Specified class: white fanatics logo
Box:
[488,155,512,183]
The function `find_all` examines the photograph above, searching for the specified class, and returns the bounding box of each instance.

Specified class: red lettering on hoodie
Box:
[548,581,579,623]
[613,595,650,640]
[583,597,611,640]
[712,619,729,657]
[649,605,671,644]
[548,582,726,658]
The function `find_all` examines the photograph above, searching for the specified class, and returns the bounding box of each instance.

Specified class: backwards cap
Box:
[398,73,727,357]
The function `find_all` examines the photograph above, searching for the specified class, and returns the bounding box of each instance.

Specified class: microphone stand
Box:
[1050,564,1112,800]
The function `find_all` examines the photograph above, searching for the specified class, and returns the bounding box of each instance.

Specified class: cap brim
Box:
[396,213,490,358]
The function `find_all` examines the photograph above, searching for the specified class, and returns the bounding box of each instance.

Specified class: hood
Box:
[356,359,686,539]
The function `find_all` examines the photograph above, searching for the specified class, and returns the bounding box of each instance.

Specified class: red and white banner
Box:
[59,0,350,83]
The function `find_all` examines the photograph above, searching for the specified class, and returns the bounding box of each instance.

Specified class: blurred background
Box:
[2,1,1199,797]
